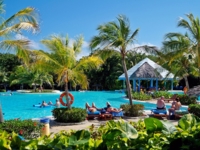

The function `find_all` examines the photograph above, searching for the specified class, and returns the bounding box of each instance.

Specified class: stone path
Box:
[49,115,179,134]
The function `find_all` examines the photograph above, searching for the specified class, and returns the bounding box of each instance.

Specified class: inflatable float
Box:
[33,104,53,108]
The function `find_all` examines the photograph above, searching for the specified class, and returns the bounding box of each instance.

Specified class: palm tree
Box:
[162,33,198,90]
[90,15,140,105]
[0,0,39,62]
[169,13,200,76]
[35,34,103,108]
[10,66,53,92]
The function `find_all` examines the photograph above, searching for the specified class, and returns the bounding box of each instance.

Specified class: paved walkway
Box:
[49,115,179,134]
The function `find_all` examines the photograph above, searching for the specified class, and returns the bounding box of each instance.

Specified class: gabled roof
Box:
[118,57,174,80]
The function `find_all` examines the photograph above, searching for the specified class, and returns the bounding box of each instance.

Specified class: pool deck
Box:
[40,99,183,134]
[49,115,179,134]
[49,99,180,134]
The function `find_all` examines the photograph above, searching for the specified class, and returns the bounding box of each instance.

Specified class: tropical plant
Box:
[162,33,198,90]
[10,65,53,91]
[0,0,39,63]
[0,119,42,139]
[163,13,200,78]
[34,34,103,108]
[1,114,200,149]
[52,107,87,123]
[90,15,158,104]
[90,15,141,105]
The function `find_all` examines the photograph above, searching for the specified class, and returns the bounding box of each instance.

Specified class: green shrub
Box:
[120,104,144,117]
[188,104,200,117]
[131,92,152,100]
[52,107,87,123]
[0,119,42,139]
[153,91,172,98]
[178,95,197,105]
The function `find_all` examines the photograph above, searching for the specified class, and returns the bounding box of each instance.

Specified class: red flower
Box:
[19,130,23,135]
[42,127,45,131]
[34,122,37,126]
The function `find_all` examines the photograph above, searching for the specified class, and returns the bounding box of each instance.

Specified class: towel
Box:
[151,109,167,114]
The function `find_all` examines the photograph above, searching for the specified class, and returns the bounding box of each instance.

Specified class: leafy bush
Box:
[1,114,200,149]
[178,95,197,105]
[188,104,200,117]
[120,104,144,117]
[131,92,152,100]
[52,107,87,123]
[0,119,42,139]
[153,91,172,99]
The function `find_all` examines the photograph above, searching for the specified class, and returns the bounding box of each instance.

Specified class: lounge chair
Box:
[164,94,177,103]
[87,110,101,120]
[174,110,189,119]
[110,111,124,117]
[151,109,167,118]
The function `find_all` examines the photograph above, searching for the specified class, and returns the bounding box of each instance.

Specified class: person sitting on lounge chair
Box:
[168,97,182,116]
[106,102,122,113]
[86,103,97,112]
[156,96,166,109]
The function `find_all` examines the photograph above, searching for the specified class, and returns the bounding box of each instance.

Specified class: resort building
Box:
[118,58,176,92]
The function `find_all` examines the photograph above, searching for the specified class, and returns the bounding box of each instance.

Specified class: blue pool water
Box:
[0,91,187,120]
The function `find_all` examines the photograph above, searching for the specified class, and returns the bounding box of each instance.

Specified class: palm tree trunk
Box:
[121,55,133,105]
[183,76,190,90]
[65,82,70,109]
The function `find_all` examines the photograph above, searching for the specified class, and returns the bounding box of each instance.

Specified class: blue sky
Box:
[4,0,200,58]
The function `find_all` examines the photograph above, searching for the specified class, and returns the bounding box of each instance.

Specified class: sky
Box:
[3,0,200,59]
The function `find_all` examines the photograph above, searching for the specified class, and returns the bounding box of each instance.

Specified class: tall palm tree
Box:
[90,15,140,105]
[35,34,103,108]
[162,33,198,89]
[169,13,200,76]
[0,0,39,62]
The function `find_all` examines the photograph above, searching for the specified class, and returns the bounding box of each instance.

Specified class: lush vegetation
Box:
[153,91,173,99]
[131,92,152,100]
[178,95,197,105]
[0,119,42,139]
[0,114,200,149]
[52,107,87,123]
[120,104,144,117]
[188,104,200,117]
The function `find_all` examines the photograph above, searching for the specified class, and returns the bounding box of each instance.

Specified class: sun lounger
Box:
[110,111,123,117]
[87,110,101,120]
[151,109,167,117]
[174,110,189,119]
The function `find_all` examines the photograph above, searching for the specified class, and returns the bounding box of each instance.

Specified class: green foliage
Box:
[120,103,144,117]
[178,113,198,131]
[131,91,152,100]
[188,104,200,118]
[1,115,200,149]
[0,119,42,139]
[0,53,21,73]
[52,107,87,123]
[153,91,172,98]
[179,95,197,105]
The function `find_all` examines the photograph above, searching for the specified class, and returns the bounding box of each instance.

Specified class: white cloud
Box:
[77,41,91,60]
[15,34,41,49]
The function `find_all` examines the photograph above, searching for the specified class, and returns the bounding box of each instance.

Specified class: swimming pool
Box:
[0,91,187,120]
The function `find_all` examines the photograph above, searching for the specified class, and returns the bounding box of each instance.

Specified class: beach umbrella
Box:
[0,104,4,123]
